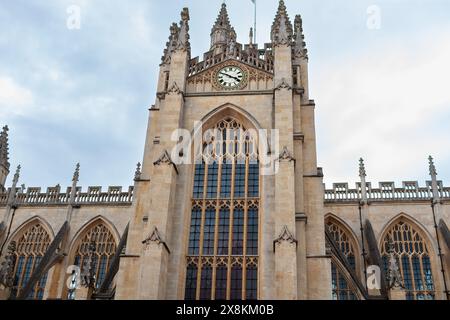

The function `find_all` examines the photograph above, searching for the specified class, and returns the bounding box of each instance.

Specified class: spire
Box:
[294,15,308,59]
[210,3,236,53]
[0,125,10,171]
[271,0,293,46]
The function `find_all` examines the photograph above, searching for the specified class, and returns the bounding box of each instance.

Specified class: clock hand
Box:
[220,72,241,82]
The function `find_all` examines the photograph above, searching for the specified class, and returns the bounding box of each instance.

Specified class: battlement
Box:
[324,181,450,203]
[188,44,274,77]
[0,185,134,207]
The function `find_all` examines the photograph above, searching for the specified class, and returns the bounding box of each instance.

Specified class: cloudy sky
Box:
[1,0,449,190]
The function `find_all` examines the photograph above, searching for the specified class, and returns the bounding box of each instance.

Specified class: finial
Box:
[249,27,254,45]
[12,165,21,185]
[134,162,142,181]
[359,158,366,178]
[294,14,308,59]
[428,155,437,177]
[0,125,10,170]
[72,163,80,183]
[176,8,191,51]
[271,0,293,46]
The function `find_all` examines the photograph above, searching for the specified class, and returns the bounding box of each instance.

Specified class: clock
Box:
[216,65,247,90]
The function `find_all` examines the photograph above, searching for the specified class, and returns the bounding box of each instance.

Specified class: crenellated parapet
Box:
[0,185,134,207]
[324,181,450,203]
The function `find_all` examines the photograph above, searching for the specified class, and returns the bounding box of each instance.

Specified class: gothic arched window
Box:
[326,220,359,300]
[71,222,117,291]
[381,220,435,300]
[185,117,259,300]
[10,221,51,300]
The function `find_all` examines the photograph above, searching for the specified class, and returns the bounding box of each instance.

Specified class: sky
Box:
[0,0,449,190]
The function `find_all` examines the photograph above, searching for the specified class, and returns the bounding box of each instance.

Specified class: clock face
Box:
[217,66,245,89]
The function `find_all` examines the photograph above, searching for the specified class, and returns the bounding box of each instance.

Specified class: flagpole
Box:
[253,0,257,44]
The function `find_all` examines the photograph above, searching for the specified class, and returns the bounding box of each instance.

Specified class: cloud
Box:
[0,76,34,116]
[315,27,450,186]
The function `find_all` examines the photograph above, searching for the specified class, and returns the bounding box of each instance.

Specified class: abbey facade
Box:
[0,1,449,300]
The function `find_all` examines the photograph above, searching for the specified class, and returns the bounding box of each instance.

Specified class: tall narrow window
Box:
[217,208,230,255]
[203,208,216,255]
[232,208,244,255]
[215,262,228,300]
[326,220,359,300]
[10,222,51,300]
[186,117,259,300]
[193,163,205,199]
[188,207,202,255]
[381,220,435,300]
[185,260,198,300]
[206,163,218,198]
[71,222,117,292]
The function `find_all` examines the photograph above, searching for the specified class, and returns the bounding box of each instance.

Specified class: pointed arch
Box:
[325,214,361,272]
[7,217,54,300]
[68,216,120,250]
[185,107,261,300]
[7,216,54,244]
[193,103,263,137]
[378,214,436,300]
[378,213,436,253]
[66,216,119,298]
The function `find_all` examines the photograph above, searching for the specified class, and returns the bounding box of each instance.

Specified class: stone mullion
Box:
[227,159,236,300]
[196,162,209,300]
[408,255,417,298]
[242,157,249,300]
[195,160,208,300]
[212,161,222,300]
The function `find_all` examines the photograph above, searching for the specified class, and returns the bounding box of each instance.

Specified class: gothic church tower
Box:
[115,1,331,300]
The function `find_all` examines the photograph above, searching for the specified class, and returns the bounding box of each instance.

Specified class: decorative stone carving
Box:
[81,241,97,289]
[153,150,179,175]
[273,225,298,251]
[167,82,183,95]
[0,241,16,288]
[278,146,295,162]
[271,0,293,47]
[274,78,292,91]
[386,237,405,290]
[143,227,171,254]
